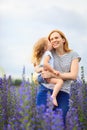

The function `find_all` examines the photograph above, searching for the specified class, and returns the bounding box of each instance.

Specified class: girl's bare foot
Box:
[51,95,58,106]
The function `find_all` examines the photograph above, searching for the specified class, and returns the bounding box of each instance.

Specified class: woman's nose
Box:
[52,38,56,42]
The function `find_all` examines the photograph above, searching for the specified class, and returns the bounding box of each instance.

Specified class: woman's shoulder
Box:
[69,50,81,61]
[69,50,79,54]
[69,50,80,56]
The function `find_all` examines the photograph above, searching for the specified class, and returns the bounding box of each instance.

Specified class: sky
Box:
[0,0,87,80]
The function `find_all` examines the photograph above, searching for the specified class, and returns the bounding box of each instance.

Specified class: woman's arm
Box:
[34,66,44,73]
[42,58,79,80]
[59,58,79,80]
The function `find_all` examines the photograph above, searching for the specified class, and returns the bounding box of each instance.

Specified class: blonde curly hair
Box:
[31,37,48,66]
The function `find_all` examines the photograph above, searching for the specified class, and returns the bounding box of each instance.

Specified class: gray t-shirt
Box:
[42,50,81,94]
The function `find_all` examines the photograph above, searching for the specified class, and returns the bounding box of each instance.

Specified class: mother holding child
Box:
[31,29,81,123]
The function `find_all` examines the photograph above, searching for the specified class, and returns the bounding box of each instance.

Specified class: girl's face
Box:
[47,41,53,51]
[50,32,65,49]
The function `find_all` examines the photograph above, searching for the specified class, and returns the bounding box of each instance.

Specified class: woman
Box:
[36,29,81,123]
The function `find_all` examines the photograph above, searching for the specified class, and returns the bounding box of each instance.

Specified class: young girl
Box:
[31,37,63,106]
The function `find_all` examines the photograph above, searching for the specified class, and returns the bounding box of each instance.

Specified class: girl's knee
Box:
[57,79,64,85]
[61,79,64,85]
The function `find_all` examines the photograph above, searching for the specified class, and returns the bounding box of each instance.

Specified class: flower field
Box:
[0,75,87,130]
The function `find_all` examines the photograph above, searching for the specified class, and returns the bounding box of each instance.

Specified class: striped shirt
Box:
[42,50,81,94]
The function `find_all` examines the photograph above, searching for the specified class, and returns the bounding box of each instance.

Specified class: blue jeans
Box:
[38,74,47,84]
[36,84,69,124]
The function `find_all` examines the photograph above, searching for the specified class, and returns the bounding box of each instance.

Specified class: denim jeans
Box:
[36,84,69,124]
[38,74,47,84]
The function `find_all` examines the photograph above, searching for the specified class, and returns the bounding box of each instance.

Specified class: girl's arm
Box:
[43,55,59,75]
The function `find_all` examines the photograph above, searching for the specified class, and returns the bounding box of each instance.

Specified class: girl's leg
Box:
[53,91,69,124]
[49,78,63,106]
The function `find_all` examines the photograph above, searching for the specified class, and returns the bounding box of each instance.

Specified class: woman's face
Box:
[50,32,65,49]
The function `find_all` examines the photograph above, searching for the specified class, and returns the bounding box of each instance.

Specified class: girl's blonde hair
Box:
[48,29,72,52]
[31,37,48,66]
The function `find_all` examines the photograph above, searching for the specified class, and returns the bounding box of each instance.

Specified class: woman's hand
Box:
[53,70,60,75]
[42,70,60,79]
[41,70,53,79]
[35,66,44,73]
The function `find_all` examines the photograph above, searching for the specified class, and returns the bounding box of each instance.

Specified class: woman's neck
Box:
[55,48,66,56]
